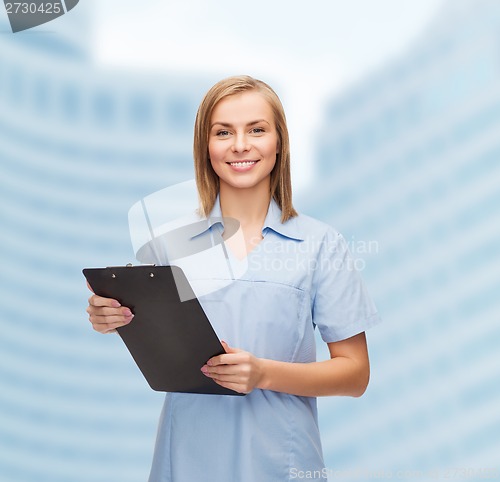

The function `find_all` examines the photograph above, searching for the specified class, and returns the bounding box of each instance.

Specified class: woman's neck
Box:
[219,182,271,229]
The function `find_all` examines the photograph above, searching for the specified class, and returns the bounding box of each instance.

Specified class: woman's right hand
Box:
[86,287,134,334]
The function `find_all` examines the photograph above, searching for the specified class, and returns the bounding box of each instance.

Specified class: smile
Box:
[227,161,258,167]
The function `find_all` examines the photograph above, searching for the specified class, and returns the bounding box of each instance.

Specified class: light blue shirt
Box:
[147,197,381,482]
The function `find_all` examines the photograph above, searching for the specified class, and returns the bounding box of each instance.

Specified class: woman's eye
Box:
[216,130,230,137]
[251,127,265,134]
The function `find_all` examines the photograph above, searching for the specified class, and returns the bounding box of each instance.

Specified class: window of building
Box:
[165,96,193,131]
[60,83,80,122]
[130,94,153,130]
[92,90,115,125]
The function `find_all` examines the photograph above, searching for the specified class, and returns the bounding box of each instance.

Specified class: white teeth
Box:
[229,161,256,167]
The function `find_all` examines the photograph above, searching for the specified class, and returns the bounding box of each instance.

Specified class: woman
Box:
[87,75,381,481]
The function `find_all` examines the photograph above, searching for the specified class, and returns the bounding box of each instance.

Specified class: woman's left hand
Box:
[201,341,264,394]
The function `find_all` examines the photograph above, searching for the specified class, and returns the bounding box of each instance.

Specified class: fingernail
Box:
[200,366,208,374]
[112,300,121,308]
[123,309,132,316]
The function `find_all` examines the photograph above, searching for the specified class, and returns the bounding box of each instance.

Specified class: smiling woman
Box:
[194,76,296,224]
[86,75,381,482]
[208,91,279,192]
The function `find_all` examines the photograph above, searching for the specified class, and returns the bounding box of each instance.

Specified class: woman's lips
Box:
[226,160,259,172]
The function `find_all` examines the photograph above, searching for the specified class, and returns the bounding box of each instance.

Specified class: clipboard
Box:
[83,265,242,396]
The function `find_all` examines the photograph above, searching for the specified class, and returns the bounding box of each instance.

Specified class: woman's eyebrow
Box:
[210,119,271,129]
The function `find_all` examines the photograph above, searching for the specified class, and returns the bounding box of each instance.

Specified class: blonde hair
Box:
[193,75,297,222]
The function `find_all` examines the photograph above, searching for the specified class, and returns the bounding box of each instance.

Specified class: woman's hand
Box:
[86,282,134,334]
[201,341,264,394]
[203,333,371,398]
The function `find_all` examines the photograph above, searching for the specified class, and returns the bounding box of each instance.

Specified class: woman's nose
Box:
[231,133,250,152]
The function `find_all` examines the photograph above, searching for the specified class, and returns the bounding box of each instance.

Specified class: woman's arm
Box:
[201,332,370,397]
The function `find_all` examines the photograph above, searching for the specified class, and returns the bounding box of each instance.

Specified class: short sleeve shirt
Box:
[147,197,381,482]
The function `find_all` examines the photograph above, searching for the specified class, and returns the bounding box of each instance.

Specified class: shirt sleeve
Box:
[311,227,381,343]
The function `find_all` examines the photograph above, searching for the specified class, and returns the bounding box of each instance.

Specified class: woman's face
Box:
[208,91,279,193]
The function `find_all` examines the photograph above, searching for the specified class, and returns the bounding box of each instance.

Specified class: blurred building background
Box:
[0,8,208,482]
[0,0,499,481]
[306,0,500,478]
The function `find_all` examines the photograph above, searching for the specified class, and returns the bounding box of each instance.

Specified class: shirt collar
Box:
[190,195,304,241]
[262,197,304,241]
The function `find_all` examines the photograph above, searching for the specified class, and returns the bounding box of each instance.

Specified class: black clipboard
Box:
[83,265,242,396]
